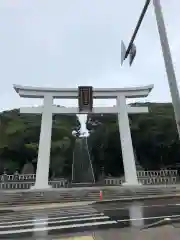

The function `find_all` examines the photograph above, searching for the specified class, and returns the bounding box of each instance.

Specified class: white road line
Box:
[1,207,96,216]
[0,213,104,226]
[117,214,180,222]
[0,216,110,229]
[0,220,117,235]
[0,212,97,223]
[103,203,180,211]
[0,209,96,221]
[0,208,96,217]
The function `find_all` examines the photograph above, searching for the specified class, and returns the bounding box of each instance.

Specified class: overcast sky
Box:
[0,0,179,113]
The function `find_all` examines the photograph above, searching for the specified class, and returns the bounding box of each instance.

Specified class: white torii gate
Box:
[14,84,153,190]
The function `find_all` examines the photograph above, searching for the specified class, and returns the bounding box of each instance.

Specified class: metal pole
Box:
[153,0,180,138]
[124,0,151,59]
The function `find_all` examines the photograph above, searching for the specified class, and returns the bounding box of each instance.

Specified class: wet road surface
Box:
[1,197,180,239]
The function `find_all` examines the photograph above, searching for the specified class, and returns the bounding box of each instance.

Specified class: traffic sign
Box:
[121,41,137,66]
[121,40,126,65]
[129,43,137,66]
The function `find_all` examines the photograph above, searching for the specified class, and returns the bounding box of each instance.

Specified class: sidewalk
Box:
[0,192,180,212]
[94,193,180,204]
[0,201,94,212]
[1,184,179,193]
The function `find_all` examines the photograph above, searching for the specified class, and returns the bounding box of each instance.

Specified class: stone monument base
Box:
[122,181,142,187]
[30,184,52,190]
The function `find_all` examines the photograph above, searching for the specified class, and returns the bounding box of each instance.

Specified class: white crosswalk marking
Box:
[0,214,109,228]
[0,220,117,235]
[0,213,105,226]
[0,208,118,237]
[0,204,97,223]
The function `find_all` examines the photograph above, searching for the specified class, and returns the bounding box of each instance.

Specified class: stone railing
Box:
[140,177,177,185]
[104,170,179,186]
[137,170,178,177]
[0,170,179,189]
[0,174,67,182]
[2,174,36,181]
[104,177,177,186]
[0,180,67,190]
[0,173,68,189]
[105,178,123,185]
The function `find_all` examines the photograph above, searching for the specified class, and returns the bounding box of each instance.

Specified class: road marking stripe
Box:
[0,216,109,229]
[103,203,180,211]
[54,237,94,240]
[117,214,180,222]
[0,212,104,225]
[0,220,117,235]
[0,210,96,222]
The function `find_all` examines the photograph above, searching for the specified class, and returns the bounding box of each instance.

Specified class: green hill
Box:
[0,108,80,178]
[87,102,180,177]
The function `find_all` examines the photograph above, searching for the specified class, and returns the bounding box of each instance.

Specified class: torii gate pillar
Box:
[32,95,53,189]
[117,95,138,185]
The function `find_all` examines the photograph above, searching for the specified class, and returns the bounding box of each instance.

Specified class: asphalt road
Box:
[93,197,180,227]
[1,198,180,239]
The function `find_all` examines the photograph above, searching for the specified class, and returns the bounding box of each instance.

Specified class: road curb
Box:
[93,193,180,204]
[0,194,179,211]
[0,201,94,212]
[0,210,14,213]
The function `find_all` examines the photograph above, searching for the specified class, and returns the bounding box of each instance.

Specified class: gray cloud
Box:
[0,0,179,111]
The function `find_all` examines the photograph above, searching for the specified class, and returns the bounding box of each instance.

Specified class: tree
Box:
[1,102,180,179]
[87,102,180,177]
[0,109,80,176]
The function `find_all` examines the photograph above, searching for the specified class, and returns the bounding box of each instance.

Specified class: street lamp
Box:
[121,0,180,138]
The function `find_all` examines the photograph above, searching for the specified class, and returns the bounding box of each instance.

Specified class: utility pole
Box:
[121,0,180,138]
[152,0,180,137]
[121,0,151,65]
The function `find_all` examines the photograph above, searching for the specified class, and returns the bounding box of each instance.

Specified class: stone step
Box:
[0,195,171,207]
[0,189,175,199]
[69,183,97,187]
[0,186,177,207]
[0,188,174,198]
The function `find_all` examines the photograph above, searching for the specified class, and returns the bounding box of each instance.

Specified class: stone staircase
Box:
[0,186,178,207]
[0,189,99,207]
[69,183,97,188]
[72,137,95,184]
